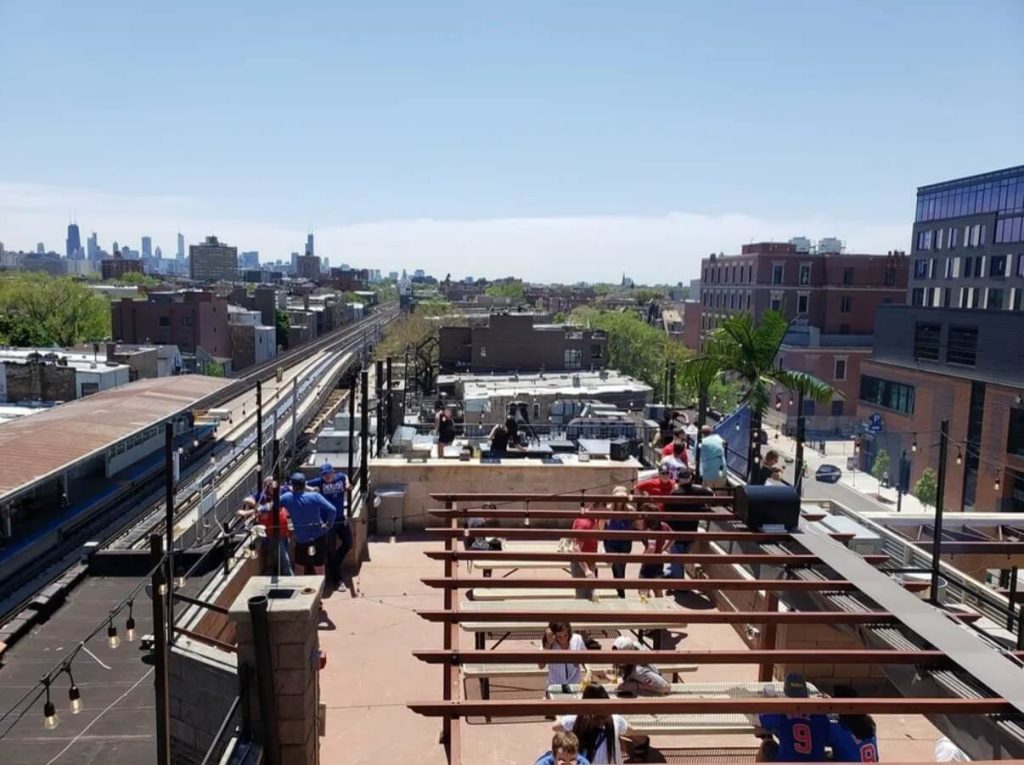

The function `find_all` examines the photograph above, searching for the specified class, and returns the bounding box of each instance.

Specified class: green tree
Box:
[201,361,226,377]
[113,271,160,287]
[275,309,290,350]
[871,449,892,497]
[0,273,110,347]
[485,280,526,301]
[914,467,938,508]
[704,311,834,481]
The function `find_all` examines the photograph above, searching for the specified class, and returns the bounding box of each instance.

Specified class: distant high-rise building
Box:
[36,243,45,255]
[388,271,399,281]
[66,223,82,259]
[305,232,314,257]
[295,254,321,281]
[176,232,185,260]
[112,241,119,254]
[414,269,425,279]
[239,251,260,269]
[189,235,238,282]
[141,236,152,259]
[321,256,329,272]
[155,246,163,259]
[87,232,100,260]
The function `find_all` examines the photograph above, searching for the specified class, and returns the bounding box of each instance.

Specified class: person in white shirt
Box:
[555,685,644,764]
[539,621,588,687]
[934,736,969,761]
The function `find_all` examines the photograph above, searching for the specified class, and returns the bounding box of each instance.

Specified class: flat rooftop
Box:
[437,370,653,401]
[0,375,231,500]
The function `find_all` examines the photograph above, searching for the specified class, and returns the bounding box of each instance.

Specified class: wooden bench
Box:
[463,661,698,699]
[468,587,624,601]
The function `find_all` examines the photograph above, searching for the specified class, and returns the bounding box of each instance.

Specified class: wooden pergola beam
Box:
[421,577,931,593]
[427,527,856,543]
[418,609,904,625]
[425,550,891,565]
[429,492,736,505]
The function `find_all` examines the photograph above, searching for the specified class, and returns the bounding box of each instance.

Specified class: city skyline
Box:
[1,1,1021,281]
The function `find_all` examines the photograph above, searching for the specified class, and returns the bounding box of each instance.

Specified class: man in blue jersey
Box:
[827,685,879,762]
[758,673,830,762]
[280,472,336,576]
[308,463,351,591]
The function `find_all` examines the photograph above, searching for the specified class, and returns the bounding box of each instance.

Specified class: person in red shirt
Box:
[660,428,686,457]
[634,463,676,497]
[571,505,603,599]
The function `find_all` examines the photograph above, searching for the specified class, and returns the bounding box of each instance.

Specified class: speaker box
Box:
[609,439,630,461]
[734,484,800,530]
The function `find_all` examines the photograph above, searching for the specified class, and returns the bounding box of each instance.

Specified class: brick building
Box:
[101,250,143,281]
[110,290,231,365]
[439,312,608,373]
[700,241,908,433]
[856,165,1024,512]
[189,236,238,282]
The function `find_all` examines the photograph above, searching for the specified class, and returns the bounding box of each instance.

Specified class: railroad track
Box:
[0,307,396,626]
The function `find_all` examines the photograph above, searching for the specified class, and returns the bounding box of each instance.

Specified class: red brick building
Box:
[101,251,143,281]
[699,242,909,434]
[110,290,231,364]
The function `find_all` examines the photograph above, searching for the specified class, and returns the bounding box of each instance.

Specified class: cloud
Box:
[0,181,909,283]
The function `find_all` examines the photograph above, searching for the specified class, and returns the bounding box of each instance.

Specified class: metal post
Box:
[256,381,264,492]
[694,389,708,483]
[150,534,171,765]
[668,363,676,407]
[348,376,357,498]
[386,356,394,438]
[271,439,281,580]
[248,596,281,765]
[221,521,231,576]
[930,419,949,606]
[164,422,175,644]
[376,393,385,458]
[1017,607,1024,651]
[1008,566,1019,631]
[758,591,780,682]
[290,378,298,460]
[360,370,370,493]
[794,392,805,495]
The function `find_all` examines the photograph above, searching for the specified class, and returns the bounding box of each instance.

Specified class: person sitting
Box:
[555,684,642,764]
[636,507,672,599]
[660,428,687,457]
[634,462,676,497]
[827,685,879,762]
[663,468,715,581]
[535,731,591,765]
[757,673,830,762]
[539,621,588,689]
[611,636,670,695]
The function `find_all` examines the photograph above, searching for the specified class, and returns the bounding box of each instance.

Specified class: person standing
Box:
[571,506,602,599]
[280,472,337,576]
[664,469,715,582]
[604,487,633,599]
[698,425,728,489]
[436,407,456,451]
[307,463,351,591]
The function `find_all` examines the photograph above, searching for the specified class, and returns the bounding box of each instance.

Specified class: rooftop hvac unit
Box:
[734,485,800,530]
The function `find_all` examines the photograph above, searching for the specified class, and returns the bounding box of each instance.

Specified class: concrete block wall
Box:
[169,640,239,765]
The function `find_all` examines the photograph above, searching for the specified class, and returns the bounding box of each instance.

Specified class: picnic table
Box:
[469,543,612,577]
[546,680,822,736]
[468,587,623,601]
[459,597,685,650]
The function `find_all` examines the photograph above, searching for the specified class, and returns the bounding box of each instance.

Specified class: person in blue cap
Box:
[308,463,351,591]
[280,472,337,576]
[757,673,830,762]
[827,685,879,762]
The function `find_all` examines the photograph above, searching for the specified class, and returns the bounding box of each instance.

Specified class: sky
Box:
[0,0,1022,283]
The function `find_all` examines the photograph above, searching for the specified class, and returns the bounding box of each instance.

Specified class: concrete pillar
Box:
[230,576,324,765]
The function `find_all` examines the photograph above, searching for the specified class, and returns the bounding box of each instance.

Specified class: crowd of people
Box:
[237,463,352,592]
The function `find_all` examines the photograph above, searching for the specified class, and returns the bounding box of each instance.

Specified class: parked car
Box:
[815,464,842,483]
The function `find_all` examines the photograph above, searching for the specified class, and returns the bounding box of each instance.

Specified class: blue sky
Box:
[1,0,1021,281]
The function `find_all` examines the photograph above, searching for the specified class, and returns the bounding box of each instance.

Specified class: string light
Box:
[956,448,962,466]
[995,474,1002,492]
[43,682,58,730]
[125,601,136,642]
[911,436,918,453]
[64,667,82,715]
[107,620,120,650]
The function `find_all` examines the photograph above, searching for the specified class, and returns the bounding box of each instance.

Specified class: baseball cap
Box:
[676,467,694,482]
[320,463,334,475]
[783,672,810,698]
[290,472,307,487]
[657,462,672,475]
[612,635,640,651]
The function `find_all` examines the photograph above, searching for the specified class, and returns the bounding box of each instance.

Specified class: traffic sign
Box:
[867,413,884,433]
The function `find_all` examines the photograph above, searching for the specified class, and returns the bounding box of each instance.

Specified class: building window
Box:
[830,401,844,417]
[988,288,1005,310]
[479,346,486,357]
[949,227,959,248]
[834,358,847,381]
[159,316,170,327]
[591,343,603,359]
[911,288,924,306]
[859,374,915,415]
[797,293,809,314]
[799,264,811,285]
[971,288,981,308]
[772,264,784,284]
[946,325,979,366]
[1018,254,1024,277]
[913,259,928,279]
[564,349,582,369]
[770,296,782,311]
[840,295,852,313]
[990,254,1007,277]
[943,288,952,308]
[913,323,941,361]
[181,316,193,327]
[1008,408,1024,458]
[746,292,751,309]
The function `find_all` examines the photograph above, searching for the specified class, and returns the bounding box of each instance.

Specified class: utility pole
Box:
[896,449,907,514]
[930,419,950,605]
[794,391,806,495]
[256,381,263,492]
[164,422,175,645]
[360,370,370,493]
[150,534,171,765]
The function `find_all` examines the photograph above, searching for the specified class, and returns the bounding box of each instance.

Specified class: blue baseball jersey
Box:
[759,713,830,761]
[828,721,879,762]
[308,474,347,523]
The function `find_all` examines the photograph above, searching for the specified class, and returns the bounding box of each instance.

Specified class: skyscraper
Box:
[305,232,314,257]
[141,236,152,259]
[87,232,100,260]
[66,223,82,259]
[176,232,185,260]
[155,246,163,259]
[189,235,238,281]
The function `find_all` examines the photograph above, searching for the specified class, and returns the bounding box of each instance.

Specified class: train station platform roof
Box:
[0,375,232,501]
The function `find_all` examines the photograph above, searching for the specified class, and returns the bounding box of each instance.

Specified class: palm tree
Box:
[678,354,727,481]
[705,311,834,483]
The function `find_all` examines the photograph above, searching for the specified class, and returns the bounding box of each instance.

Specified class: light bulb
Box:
[43,700,59,730]
[126,616,137,642]
[911,438,917,453]
[157,583,168,596]
[69,685,82,714]
[995,478,1001,491]
[956,452,962,465]
[107,624,120,649]
[175,575,185,589]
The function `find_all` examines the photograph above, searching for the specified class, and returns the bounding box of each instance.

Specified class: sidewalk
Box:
[759,421,933,516]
